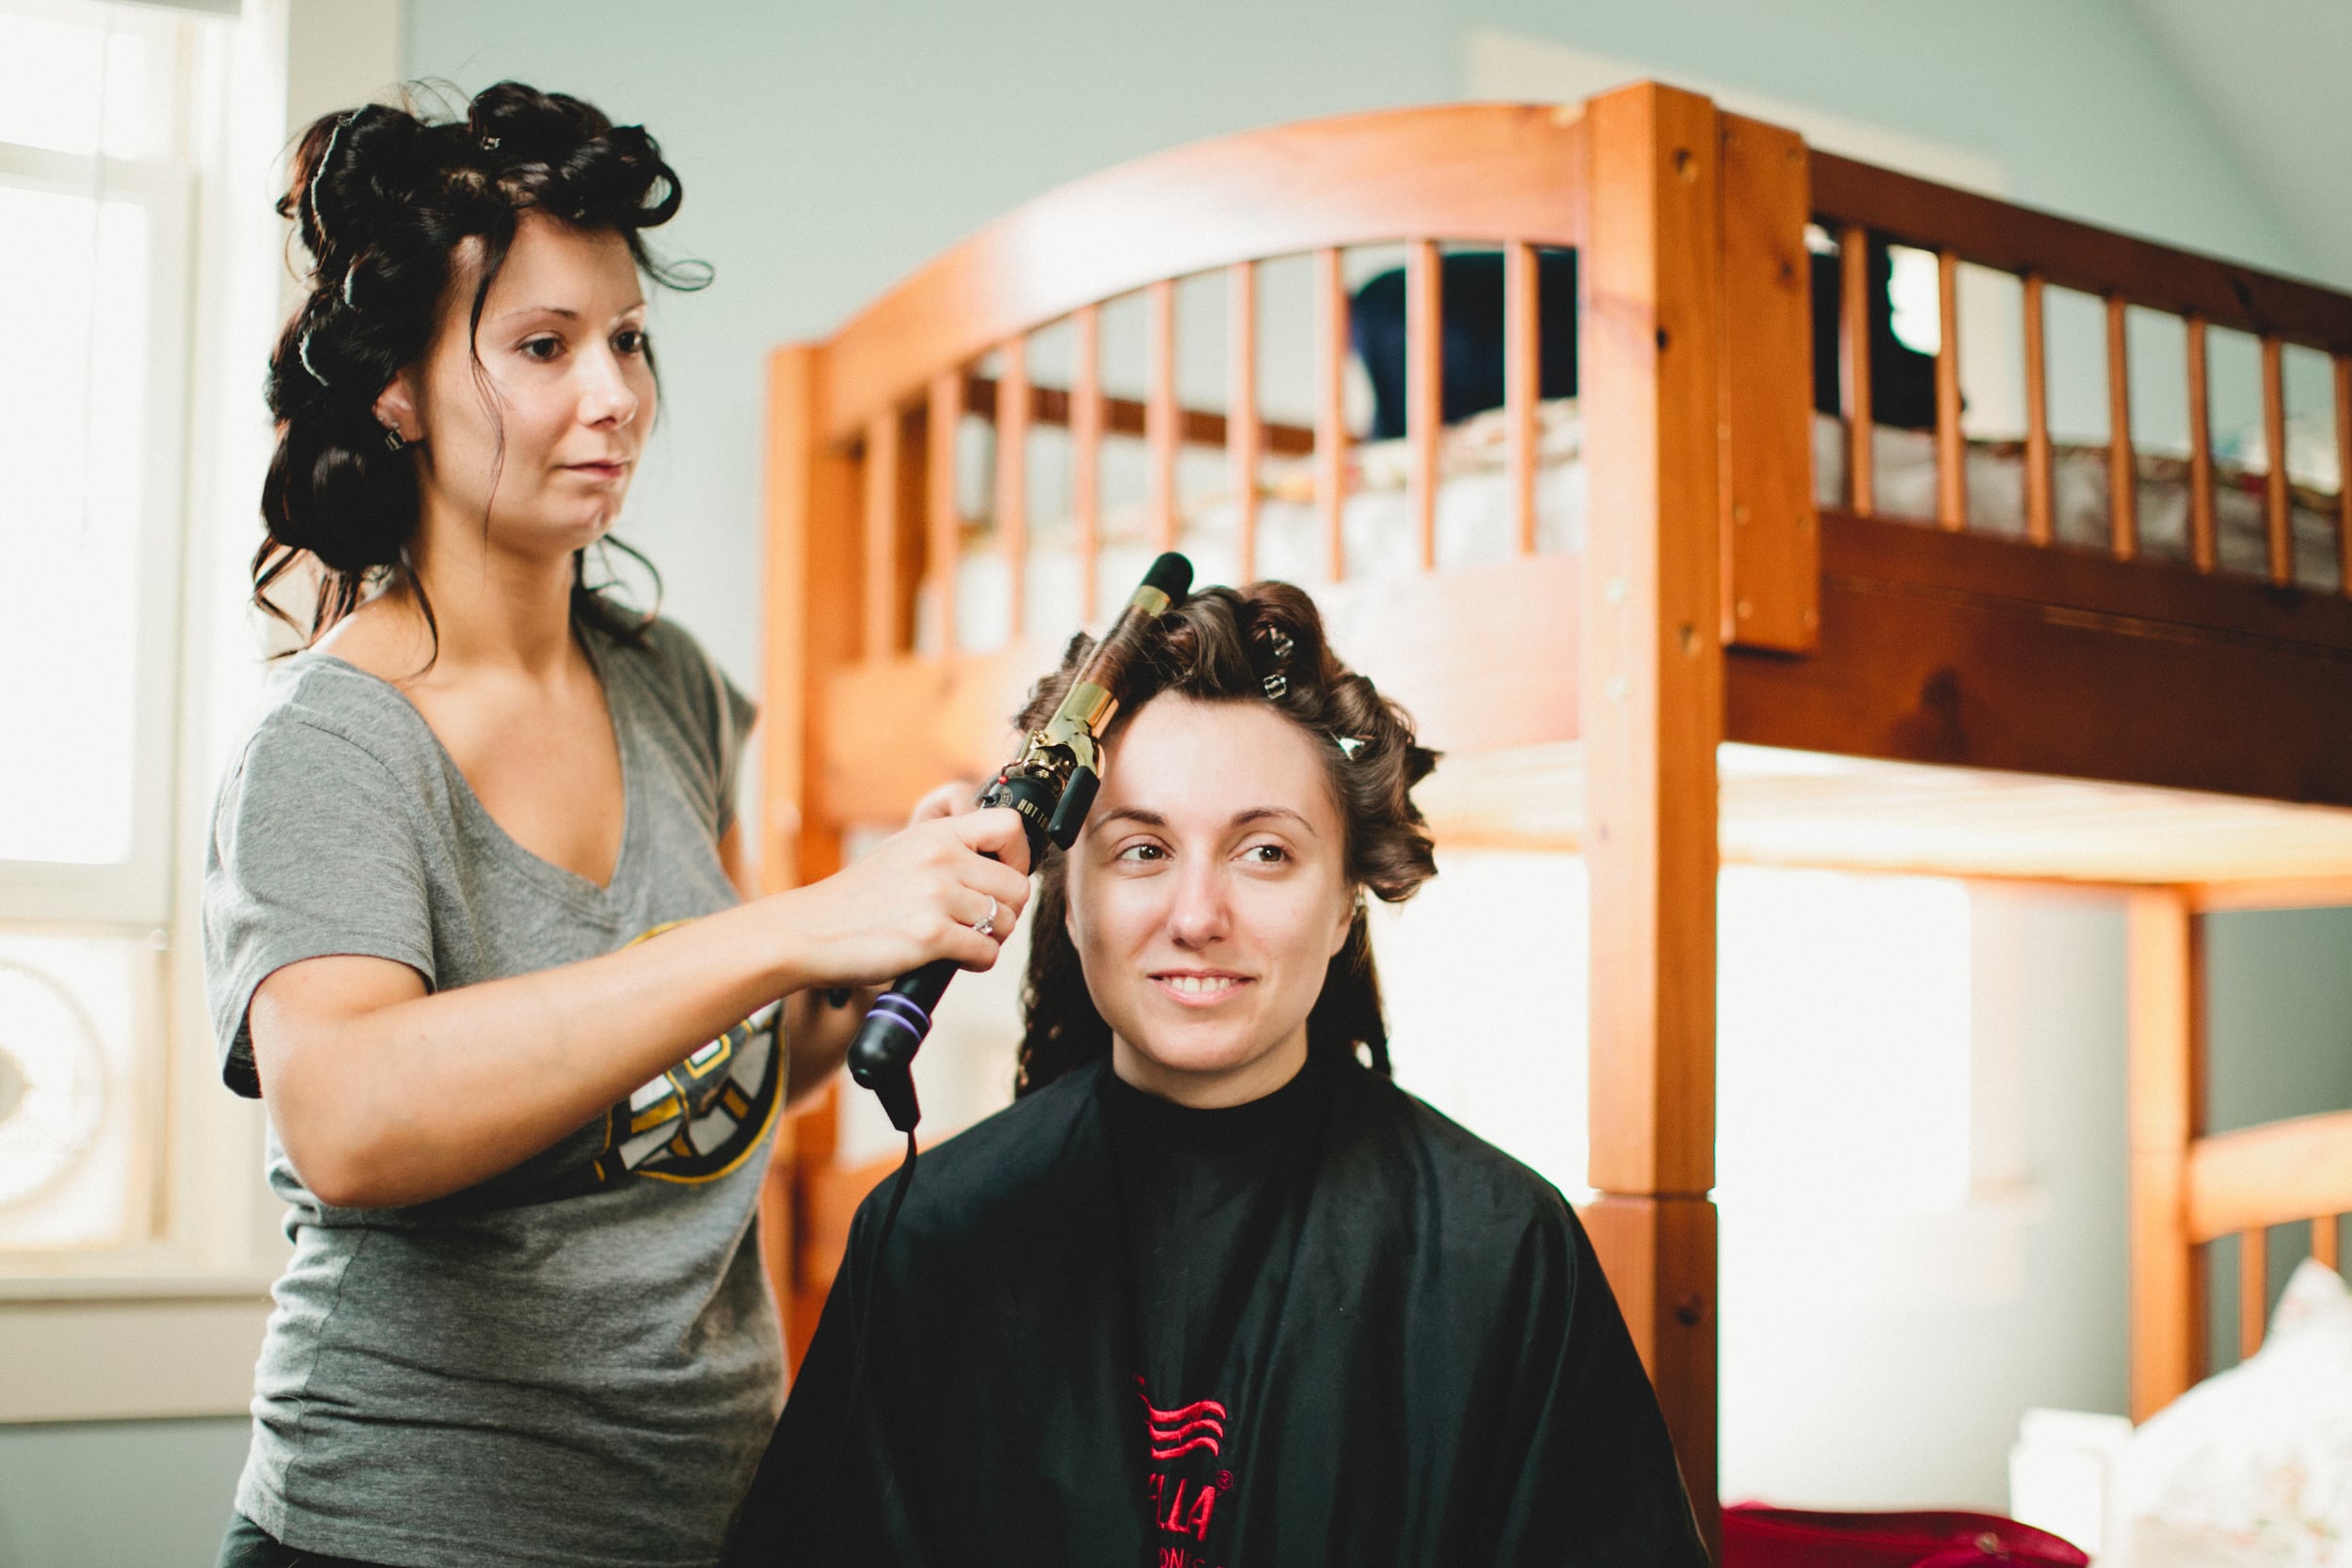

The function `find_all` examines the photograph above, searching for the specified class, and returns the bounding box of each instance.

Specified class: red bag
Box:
[1723,1504,2090,1568]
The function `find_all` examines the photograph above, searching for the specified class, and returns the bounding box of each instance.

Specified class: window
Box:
[0,0,284,1275]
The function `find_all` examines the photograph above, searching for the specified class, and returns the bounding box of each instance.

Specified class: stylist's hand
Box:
[777,802,1032,987]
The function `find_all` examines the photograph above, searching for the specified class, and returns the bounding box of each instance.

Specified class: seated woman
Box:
[730,584,1707,1566]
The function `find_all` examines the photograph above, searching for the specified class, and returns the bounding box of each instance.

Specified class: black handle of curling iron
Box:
[842,551,1191,1134]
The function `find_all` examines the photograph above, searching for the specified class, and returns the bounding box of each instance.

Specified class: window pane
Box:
[0,929,148,1247]
[0,9,156,159]
[0,182,149,864]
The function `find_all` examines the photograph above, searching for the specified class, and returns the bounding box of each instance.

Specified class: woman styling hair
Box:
[730,583,1707,1566]
[203,83,1032,1568]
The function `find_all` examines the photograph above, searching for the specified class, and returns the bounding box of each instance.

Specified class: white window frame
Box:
[0,0,403,1426]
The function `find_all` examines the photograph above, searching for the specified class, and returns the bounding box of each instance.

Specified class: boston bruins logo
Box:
[588,924,786,1186]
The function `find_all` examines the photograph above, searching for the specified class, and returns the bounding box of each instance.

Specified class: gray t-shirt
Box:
[202,616,781,1568]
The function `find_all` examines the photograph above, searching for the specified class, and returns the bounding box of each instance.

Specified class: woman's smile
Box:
[1152,969,1254,1005]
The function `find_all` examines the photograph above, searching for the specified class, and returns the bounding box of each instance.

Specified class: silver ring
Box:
[971,896,997,940]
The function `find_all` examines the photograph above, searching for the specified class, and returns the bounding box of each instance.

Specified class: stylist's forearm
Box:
[257,896,813,1208]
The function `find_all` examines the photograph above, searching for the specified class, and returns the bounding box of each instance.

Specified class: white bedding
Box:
[916,402,2347,655]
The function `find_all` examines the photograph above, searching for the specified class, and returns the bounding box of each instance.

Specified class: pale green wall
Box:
[10,2,2348,1558]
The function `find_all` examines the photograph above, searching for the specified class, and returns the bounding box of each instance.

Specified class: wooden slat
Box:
[2263,337,2293,586]
[1072,305,1102,624]
[2337,355,2352,597]
[2317,1214,2342,1272]
[964,372,1314,456]
[1315,245,1350,580]
[819,104,1591,443]
[927,371,961,653]
[1580,1195,1718,1550]
[1229,261,1261,582]
[1716,112,1817,651]
[2188,317,2217,573]
[1935,248,1964,531]
[1147,278,1178,553]
[1581,83,1725,1544]
[2186,1108,2352,1241]
[861,410,902,658]
[2193,875,2352,912]
[1812,150,2352,353]
[1407,238,1442,572]
[995,337,1029,640]
[2023,273,2054,546]
[2128,887,2204,1420]
[1840,225,1875,516]
[2108,294,2137,561]
[821,551,1584,818]
[1505,241,1539,555]
[2240,1227,2269,1360]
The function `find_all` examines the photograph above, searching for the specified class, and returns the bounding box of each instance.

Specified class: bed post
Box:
[1577,82,1726,1548]
[758,341,862,1365]
[2128,887,2207,1418]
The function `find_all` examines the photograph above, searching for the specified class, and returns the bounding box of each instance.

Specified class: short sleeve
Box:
[201,720,437,1099]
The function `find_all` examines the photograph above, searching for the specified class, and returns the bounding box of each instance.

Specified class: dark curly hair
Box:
[1014,582,1440,1096]
[256,81,709,649]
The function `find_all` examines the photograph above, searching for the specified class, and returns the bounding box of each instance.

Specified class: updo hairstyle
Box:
[1014,582,1440,1095]
[256,81,708,646]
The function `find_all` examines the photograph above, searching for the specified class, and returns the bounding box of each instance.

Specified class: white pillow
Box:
[2119,1259,2352,1567]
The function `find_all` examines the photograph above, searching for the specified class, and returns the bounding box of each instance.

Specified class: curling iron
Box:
[845,551,1194,1132]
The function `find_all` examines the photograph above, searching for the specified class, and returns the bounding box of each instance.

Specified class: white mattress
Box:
[916,402,2346,655]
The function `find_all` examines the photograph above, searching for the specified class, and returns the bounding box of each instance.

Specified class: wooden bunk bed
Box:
[750,82,2352,1546]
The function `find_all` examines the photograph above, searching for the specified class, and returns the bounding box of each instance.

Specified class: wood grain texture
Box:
[1813,152,2352,351]
[2188,318,2217,572]
[1072,305,1103,623]
[2337,355,2351,597]
[2108,295,2137,560]
[1315,245,1350,580]
[1937,249,1965,531]
[1716,113,1817,651]
[2241,1227,2269,1360]
[1148,278,1178,553]
[862,410,902,660]
[1580,81,1724,1530]
[927,372,962,653]
[2024,274,2054,546]
[2186,1110,2352,1242]
[1840,225,1875,515]
[1726,512,2352,810]
[1581,1195,1720,1561]
[1229,261,1261,581]
[995,336,1030,639]
[2264,337,2293,586]
[2128,887,2204,1420]
[1506,241,1540,554]
[822,103,1591,442]
[760,345,861,1366]
[1407,238,1442,572]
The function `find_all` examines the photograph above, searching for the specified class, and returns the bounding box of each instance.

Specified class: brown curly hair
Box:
[1014,581,1438,1095]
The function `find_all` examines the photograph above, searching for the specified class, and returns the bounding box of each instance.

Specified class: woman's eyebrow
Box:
[1091,807,1168,831]
[1233,806,1316,834]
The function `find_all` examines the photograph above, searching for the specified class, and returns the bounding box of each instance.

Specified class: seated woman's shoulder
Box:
[1342,1061,1577,1230]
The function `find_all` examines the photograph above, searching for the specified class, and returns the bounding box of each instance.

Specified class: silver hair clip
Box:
[479,135,500,150]
[296,327,328,388]
[1260,626,1295,700]
[1334,736,1366,759]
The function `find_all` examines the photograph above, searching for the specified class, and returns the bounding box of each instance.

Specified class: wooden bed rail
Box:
[2130,882,2352,1408]
[1817,153,2352,592]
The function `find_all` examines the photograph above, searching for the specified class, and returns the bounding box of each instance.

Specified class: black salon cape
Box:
[726,1054,1707,1567]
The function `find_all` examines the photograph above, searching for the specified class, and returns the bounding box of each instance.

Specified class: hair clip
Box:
[1334,736,1366,759]
[296,327,328,388]
[1258,625,1295,699]
[479,135,500,151]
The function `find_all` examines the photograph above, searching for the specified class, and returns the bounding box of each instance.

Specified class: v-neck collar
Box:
[301,632,637,913]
